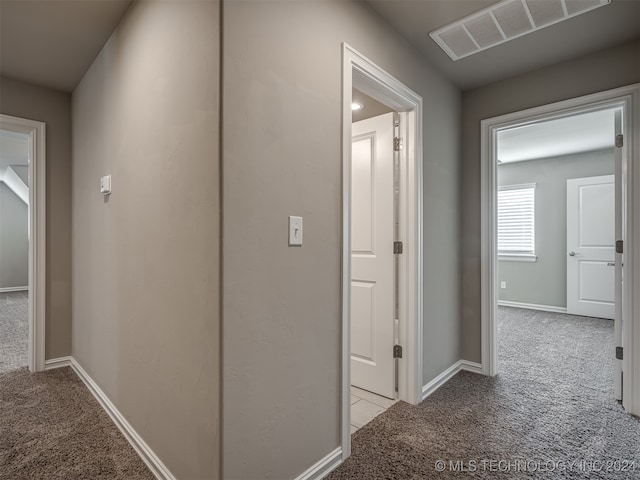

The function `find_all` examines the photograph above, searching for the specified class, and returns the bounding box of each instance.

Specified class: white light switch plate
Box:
[100,175,112,195]
[289,216,303,246]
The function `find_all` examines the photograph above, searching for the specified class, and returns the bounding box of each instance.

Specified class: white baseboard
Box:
[44,356,72,370]
[66,357,176,480]
[294,447,342,480]
[498,300,567,314]
[422,361,462,401]
[459,360,483,374]
[422,359,485,401]
[0,286,28,293]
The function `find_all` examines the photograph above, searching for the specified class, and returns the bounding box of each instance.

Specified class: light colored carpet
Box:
[0,367,154,480]
[329,307,640,479]
[0,291,28,373]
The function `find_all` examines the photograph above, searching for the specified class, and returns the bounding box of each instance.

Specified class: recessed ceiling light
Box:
[351,102,364,111]
[430,0,610,61]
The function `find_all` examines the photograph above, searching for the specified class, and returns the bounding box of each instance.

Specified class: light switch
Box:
[289,216,303,246]
[100,175,112,195]
[500,281,507,289]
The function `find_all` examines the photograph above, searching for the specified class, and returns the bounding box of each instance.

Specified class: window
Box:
[498,183,536,261]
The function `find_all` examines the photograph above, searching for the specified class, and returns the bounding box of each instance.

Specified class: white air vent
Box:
[430,0,610,61]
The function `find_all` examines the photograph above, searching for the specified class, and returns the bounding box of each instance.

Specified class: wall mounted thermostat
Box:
[100,175,112,195]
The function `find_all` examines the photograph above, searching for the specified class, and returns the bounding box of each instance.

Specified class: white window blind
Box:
[498,183,535,256]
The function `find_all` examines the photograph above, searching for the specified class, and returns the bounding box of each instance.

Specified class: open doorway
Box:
[480,84,640,417]
[0,128,30,372]
[494,106,622,396]
[0,114,46,373]
[341,44,423,459]
[349,89,399,433]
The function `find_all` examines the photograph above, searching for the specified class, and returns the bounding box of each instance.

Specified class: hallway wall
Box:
[461,39,640,363]
[222,1,461,478]
[71,1,220,478]
[0,77,72,359]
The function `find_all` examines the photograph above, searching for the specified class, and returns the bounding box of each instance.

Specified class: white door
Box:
[351,112,395,399]
[566,174,615,319]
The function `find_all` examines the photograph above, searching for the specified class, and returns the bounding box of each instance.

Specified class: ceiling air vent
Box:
[430,0,610,61]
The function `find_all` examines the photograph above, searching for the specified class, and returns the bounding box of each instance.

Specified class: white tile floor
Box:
[350,386,398,433]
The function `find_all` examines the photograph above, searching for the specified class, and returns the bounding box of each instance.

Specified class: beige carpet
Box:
[0,367,154,480]
[329,307,640,479]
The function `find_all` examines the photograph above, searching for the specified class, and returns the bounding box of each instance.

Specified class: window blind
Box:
[498,183,535,256]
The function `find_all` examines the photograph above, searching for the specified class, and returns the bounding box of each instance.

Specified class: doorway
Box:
[480,84,640,417]
[342,44,423,459]
[0,114,46,373]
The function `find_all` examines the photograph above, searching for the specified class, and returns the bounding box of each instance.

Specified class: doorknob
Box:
[569,251,576,256]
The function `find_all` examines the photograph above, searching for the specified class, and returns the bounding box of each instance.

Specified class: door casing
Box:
[480,84,640,416]
[0,114,46,372]
[342,43,423,459]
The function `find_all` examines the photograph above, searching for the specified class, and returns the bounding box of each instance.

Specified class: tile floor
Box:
[350,385,398,434]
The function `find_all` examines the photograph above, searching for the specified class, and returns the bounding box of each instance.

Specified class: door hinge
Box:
[616,346,623,360]
[393,241,403,254]
[393,345,403,359]
[616,240,623,254]
[393,137,403,152]
[615,134,624,148]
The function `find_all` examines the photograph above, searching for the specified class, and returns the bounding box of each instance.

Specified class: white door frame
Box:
[0,114,46,372]
[341,43,423,459]
[480,84,640,416]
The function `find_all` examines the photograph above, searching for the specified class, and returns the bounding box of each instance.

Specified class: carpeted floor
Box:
[329,307,640,479]
[0,291,28,373]
[0,367,154,480]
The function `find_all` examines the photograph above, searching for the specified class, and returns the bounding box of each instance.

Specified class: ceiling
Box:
[352,88,394,122]
[0,1,637,93]
[365,0,640,90]
[0,0,132,92]
[497,108,616,163]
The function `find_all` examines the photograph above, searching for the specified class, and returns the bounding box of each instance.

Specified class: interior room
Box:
[0,1,638,479]
[494,107,621,414]
[0,128,30,373]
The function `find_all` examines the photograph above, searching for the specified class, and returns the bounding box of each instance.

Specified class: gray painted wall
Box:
[222,1,460,478]
[0,182,28,288]
[498,149,614,307]
[461,39,640,363]
[0,76,72,359]
[71,1,220,478]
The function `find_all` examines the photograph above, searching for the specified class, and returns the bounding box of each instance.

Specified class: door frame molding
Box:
[341,43,424,459]
[0,114,47,372]
[480,84,640,416]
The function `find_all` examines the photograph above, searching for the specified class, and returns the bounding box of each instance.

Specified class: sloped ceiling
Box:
[0,1,637,93]
[0,0,132,92]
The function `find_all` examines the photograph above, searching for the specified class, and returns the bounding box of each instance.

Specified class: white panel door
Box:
[351,112,395,399]
[567,174,615,319]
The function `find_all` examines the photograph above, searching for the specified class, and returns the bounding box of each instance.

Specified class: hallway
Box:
[330,307,640,479]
